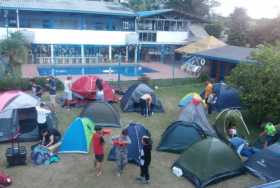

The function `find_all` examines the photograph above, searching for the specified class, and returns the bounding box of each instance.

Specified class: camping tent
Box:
[59,117,95,154]
[157,121,206,153]
[178,98,216,136]
[175,36,226,54]
[172,137,244,188]
[71,76,117,102]
[80,101,121,128]
[251,180,280,188]
[245,142,280,182]
[214,108,250,141]
[0,91,56,142]
[108,122,150,164]
[178,92,204,108]
[120,83,164,113]
[201,82,240,112]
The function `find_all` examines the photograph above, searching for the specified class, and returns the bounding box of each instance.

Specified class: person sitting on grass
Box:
[259,122,278,148]
[112,129,131,176]
[92,126,105,177]
[41,128,61,152]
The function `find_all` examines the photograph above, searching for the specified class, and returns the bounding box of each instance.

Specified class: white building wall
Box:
[156,31,189,44]
[0,27,136,45]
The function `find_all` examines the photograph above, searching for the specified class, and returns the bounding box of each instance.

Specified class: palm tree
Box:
[0,32,30,77]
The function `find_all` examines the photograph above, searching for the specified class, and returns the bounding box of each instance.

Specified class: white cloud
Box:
[214,0,280,19]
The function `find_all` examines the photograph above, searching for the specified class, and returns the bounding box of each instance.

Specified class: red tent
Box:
[71,76,117,102]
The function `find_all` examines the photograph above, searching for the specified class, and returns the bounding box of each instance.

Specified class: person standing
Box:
[204,80,213,104]
[30,79,43,100]
[92,127,105,177]
[63,76,72,110]
[140,93,153,117]
[36,103,51,134]
[113,129,131,176]
[46,76,57,111]
[207,92,217,114]
[260,122,278,148]
[95,78,105,101]
[136,136,152,184]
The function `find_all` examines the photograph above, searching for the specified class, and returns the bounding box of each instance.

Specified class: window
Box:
[139,32,156,42]
[123,20,129,30]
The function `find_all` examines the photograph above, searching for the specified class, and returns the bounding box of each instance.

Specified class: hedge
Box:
[0,77,64,91]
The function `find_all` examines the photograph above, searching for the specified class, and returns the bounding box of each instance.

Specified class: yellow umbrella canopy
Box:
[175,36,226,54]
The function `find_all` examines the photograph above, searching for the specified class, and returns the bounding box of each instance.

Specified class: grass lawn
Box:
[0,83,263,188]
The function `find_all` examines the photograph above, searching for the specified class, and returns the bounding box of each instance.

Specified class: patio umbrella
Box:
[178,92,204,108]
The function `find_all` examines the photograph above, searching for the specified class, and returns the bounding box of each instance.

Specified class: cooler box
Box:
[6,146,27,166]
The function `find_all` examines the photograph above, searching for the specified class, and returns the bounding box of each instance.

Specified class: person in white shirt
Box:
[63,76,72,109]
[95,78,105,101]
[140,93,153,117]
[36,103,51,133]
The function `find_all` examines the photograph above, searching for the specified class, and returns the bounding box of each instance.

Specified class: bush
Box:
[0,77,64,91]
[198,72,209,82]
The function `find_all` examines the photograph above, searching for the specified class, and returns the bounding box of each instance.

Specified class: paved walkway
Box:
[21,62,192,81]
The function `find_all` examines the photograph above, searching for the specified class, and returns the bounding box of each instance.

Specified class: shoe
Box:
[143,180,150,184]
[117,173,121,177]
[136,176,144,181]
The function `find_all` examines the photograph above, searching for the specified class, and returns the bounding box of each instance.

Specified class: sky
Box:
[214,0,280,19]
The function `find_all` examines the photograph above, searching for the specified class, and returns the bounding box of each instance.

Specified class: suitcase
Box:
[5,136,27,167]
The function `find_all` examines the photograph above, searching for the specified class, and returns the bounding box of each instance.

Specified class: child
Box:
[92,127,105,176]
[113,129,131,176]
[227,123,237,138]
[136,136,152,184]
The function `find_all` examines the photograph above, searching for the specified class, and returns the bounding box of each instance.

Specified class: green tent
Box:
[214,108,250,141]
[172,137,244,188]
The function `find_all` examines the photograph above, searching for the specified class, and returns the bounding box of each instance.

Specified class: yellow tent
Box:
[175,36,226,54]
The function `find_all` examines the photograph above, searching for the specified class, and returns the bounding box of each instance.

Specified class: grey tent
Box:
[172,137,244,188]
[157,121,206,153]
[120,83,164,113]
[80,101,121,128]
[245,142,280,182]
[0,91,57,142]
[178,99,216,136]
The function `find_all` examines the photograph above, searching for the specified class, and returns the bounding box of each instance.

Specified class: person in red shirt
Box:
[92,126,105,176]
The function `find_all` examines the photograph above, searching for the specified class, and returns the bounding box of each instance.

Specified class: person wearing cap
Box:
[92,127,105,177]
[260,122,278,148]
[136,135,152,184]
[112,129,131,176]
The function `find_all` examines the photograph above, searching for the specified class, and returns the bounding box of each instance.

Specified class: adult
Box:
[36,103,51,134]
[30,79,43,100]
[229,136,258,158]
[260,122,278,148]
[207,92,217,114]
[41,128,61,152]
[63,76,72,109]
[95,78,104,101]
[140,93,153,117]
[112,129,131,176]
[46,76,57,111]
[92,127,105,177]
[136,136,152,184]
[204,80,213,106]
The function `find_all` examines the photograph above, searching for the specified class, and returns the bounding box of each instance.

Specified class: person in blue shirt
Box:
[229,136,259,158]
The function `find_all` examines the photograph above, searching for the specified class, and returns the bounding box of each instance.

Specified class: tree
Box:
[205,22,223,38]
[248,17,280,47]
[0,32,30,75]
[127,0,161,11]
[226,43,280,125]
[165,0,219,18]
[227,8,249,46]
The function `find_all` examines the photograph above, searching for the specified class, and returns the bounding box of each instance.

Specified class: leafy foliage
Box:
[226,43,280,124]
[127,0,161,11]
[227,8,249,46]
[165,0,219,17]
[0,32,30,66]
[205,22,223,38]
